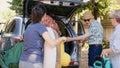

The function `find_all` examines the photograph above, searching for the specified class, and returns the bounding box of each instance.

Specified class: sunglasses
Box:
[84,19,91,22]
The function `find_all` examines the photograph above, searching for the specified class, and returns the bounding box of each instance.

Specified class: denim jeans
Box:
[89,66,94,68]
[88,45,102,67]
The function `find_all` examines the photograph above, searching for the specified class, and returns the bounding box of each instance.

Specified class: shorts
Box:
[19,60,43,68]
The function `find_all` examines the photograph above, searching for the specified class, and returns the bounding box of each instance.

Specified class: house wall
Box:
[103,25,113,41]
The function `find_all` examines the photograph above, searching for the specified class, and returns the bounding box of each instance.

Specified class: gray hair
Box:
[110,10,120,23]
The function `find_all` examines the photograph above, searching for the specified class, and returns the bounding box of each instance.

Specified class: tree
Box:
[9,0,120,19]
[8,0,23,15]
[88,0,110,20]
[75,0,111,20]
[75,0,120,20]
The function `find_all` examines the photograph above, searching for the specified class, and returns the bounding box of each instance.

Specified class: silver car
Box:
[0,16,28,50]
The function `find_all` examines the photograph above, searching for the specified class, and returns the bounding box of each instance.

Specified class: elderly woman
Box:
[41,15,60,68]
[102,10,120,68]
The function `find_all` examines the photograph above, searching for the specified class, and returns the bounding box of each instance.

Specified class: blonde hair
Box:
[83,11,94,19]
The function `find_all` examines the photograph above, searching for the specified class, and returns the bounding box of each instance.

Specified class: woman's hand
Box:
[61,37,67,42]
[101,49,109,57]
[19,35,24,41]
[101,48,114,57]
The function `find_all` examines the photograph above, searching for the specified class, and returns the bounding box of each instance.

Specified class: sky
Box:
[0,0,12,22]
[0,0,10,11]
[0,0,11,12]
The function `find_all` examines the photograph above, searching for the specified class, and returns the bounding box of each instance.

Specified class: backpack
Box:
[93,56,112,68]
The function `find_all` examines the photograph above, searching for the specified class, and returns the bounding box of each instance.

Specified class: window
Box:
[5,20,16,33]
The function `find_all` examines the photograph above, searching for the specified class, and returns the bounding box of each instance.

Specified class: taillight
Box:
[14,38,20,44]
[69,62,74,65]
[69,61,79,65]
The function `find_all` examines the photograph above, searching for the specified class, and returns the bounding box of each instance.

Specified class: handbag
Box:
[60,41,70,67]
[94,56,112,68]
[0,41,23,68]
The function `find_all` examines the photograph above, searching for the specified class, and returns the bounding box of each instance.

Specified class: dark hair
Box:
[31,4,46,23]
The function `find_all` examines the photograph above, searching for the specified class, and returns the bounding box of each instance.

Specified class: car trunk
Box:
[23,0,84,19]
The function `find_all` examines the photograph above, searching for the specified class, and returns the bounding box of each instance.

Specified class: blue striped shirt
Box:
[87,20,103,45]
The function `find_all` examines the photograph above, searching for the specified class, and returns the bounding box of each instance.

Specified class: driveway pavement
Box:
[80,49,88,68]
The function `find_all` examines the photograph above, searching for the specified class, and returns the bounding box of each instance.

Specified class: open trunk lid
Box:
[23,0,85,18]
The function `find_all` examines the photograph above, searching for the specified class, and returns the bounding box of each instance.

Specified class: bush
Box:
[102,40,109,49]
